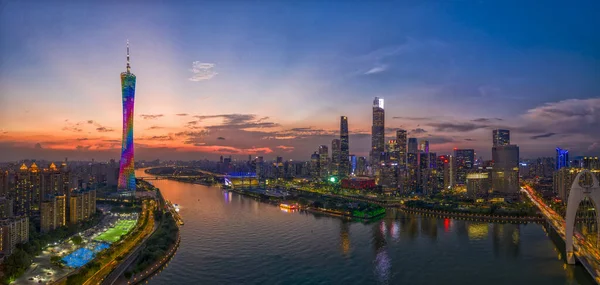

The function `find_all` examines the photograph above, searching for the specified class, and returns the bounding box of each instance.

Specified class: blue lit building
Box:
[556,147,569,170]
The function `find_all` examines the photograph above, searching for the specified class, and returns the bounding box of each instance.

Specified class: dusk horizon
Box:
[1,1,599,162]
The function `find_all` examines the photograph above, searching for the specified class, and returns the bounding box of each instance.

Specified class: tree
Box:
[71,235,83,246]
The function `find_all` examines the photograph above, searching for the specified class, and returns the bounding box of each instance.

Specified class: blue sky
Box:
[0,1,599,161]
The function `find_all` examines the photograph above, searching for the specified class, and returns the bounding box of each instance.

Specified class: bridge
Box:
[522,169,600,283]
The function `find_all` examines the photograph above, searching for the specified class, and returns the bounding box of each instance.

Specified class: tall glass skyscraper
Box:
[396,130,407,169]
[556,147,569,170]
[493,129,510,147]
[118,41,136,191]
[340,116,350,178]
[371,97,385,164]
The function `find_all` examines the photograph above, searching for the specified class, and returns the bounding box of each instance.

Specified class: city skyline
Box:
[1,1,600,162]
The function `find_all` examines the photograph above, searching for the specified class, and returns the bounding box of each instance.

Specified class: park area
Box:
[94,219,137,243]
[62,242,110,268]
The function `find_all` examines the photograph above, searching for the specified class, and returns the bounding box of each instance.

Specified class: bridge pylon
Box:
[565,169,600,264]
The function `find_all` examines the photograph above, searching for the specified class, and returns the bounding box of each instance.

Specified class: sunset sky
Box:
[1,1,599,162]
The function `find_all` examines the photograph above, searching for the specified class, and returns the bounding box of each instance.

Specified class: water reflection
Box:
[340,221,350,255]
[373,220,390,284]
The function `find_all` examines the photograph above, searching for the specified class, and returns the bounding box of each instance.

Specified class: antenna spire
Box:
[126,40,131,73]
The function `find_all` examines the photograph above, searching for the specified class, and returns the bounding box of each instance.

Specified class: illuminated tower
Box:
[118,41,136,191]
[371,97,385,164]
[339,116,350,178]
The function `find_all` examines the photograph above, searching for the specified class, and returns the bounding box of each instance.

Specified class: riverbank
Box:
[400,206,545,223]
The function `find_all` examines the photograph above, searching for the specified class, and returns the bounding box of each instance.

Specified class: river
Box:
[135,169,594,285]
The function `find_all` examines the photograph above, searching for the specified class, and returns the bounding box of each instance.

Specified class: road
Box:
[82,200,156,285]
[522,185,600,283]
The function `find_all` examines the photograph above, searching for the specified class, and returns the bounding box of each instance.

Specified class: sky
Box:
[1,1,599,162]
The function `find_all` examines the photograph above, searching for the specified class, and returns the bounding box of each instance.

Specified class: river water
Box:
[136,169,594,285]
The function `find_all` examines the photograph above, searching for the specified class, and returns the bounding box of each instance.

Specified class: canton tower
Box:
[118,41,136,191]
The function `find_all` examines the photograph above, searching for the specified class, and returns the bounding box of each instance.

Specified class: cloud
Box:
[75,145,91,151]
[176,113,189,117]
[471,118,503,123]
[464,138,476,141]
[96,126,114,133]
[147,135,173,141]
[530,132,557,140]
[140,114,164,120]
[365,65,387,75]
[189,61,218,81]
[276,145,295,151]
[392,116,433,121]
[146,126,164,130]
[34,143,43,149]
[589,143,600,151]
[76,138,89,141]
[409,128,427,135]
[191,114,280,131]
[217,137,225,140]
[427,122,488,132]
[87,120,94,124]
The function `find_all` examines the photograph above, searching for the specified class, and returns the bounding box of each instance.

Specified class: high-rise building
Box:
[40,195,57,233]
[386,140,399,162]
[331,139,341,176]
[256,156,264,180]
[556,147,569,170]
[583,157,599,170]
[0,197,13,219]
[406,138,419,193]
[310,152,320,182]
[118,41,137,191]
[357,157,367,176]
[340,116,350,178]
[69,189,96,224]
[419,140,429,154]
[15,164,31,216]
[319,145,329,180]
[349,155,357,176]
[553,168,600,201]
[371,97,385,164]
[454,149,475,185]
[396,130,407,169]
[493,129,510,147]
[467,172,491,199]
[0,216,29,256]
[0,170,8,197]
[492,145,520,196]
[29,162,41,213]
[436,155,450,191]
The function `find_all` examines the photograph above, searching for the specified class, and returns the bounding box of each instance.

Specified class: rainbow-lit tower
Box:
[118,40,136,191]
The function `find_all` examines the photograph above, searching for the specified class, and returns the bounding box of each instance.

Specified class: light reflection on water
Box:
[137,169,594,285]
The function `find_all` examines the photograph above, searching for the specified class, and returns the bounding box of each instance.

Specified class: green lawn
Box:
[95,220,137,243]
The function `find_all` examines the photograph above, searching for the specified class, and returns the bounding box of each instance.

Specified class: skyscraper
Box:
[396,130,407,169]
[419,140,429,154]
[454,149,475,185]
[319,145,329,180]
[492,129,510,147]
[118,41,136,191]
[331,139,341,176]
[406,138,419,192]
[371,97,385,164]
[492,145,520,196]
[556,147,569,170]
[340,116,350,178]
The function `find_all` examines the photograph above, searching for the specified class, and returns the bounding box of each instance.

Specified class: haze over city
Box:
[1,1,599,162]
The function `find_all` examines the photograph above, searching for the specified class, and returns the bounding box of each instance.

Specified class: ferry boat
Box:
[279,203,298,210]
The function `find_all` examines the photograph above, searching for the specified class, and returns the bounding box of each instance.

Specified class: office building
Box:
[396,130,407,169]
[310,152,320,182]
[349,155,357,176]
[371,97,385,164]
[556,148,569,170]
[0,170,8,197]
[492,145,520,195]
[340,116,350,178]
[454,149,475,185]
[583,157,599,170]
[493,129,510,147]
[331,139,341,176]
[118,41,137,191]
[357,157,367,176]
[406,138,419,193]
[318,145,329,180]
[553,168,600,202]
[467,172,491,199]
[419,140,429,154]
[386,140,399,162]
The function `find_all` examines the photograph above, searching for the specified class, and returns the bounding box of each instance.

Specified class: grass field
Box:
[94,219,137,243]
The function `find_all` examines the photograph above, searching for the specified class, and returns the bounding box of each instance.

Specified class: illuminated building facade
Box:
[41,194,66,232]
[466,172,491,199]
[492,129,510,147]
[454,149,475,185]
[318,145,329,180]
[118,41,137,191]
[492,145,520,195]
[339,116,350,178]
[0,216,29,256]
[556,147,569,170]
[371,97,385,164]
[396,130,407,169]
[331,139,341,176]
[310,152,320,182]
[69,189,96,224]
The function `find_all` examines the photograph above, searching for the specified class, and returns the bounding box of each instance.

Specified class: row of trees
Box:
[125,210,179,278]
[2,212,102,284]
